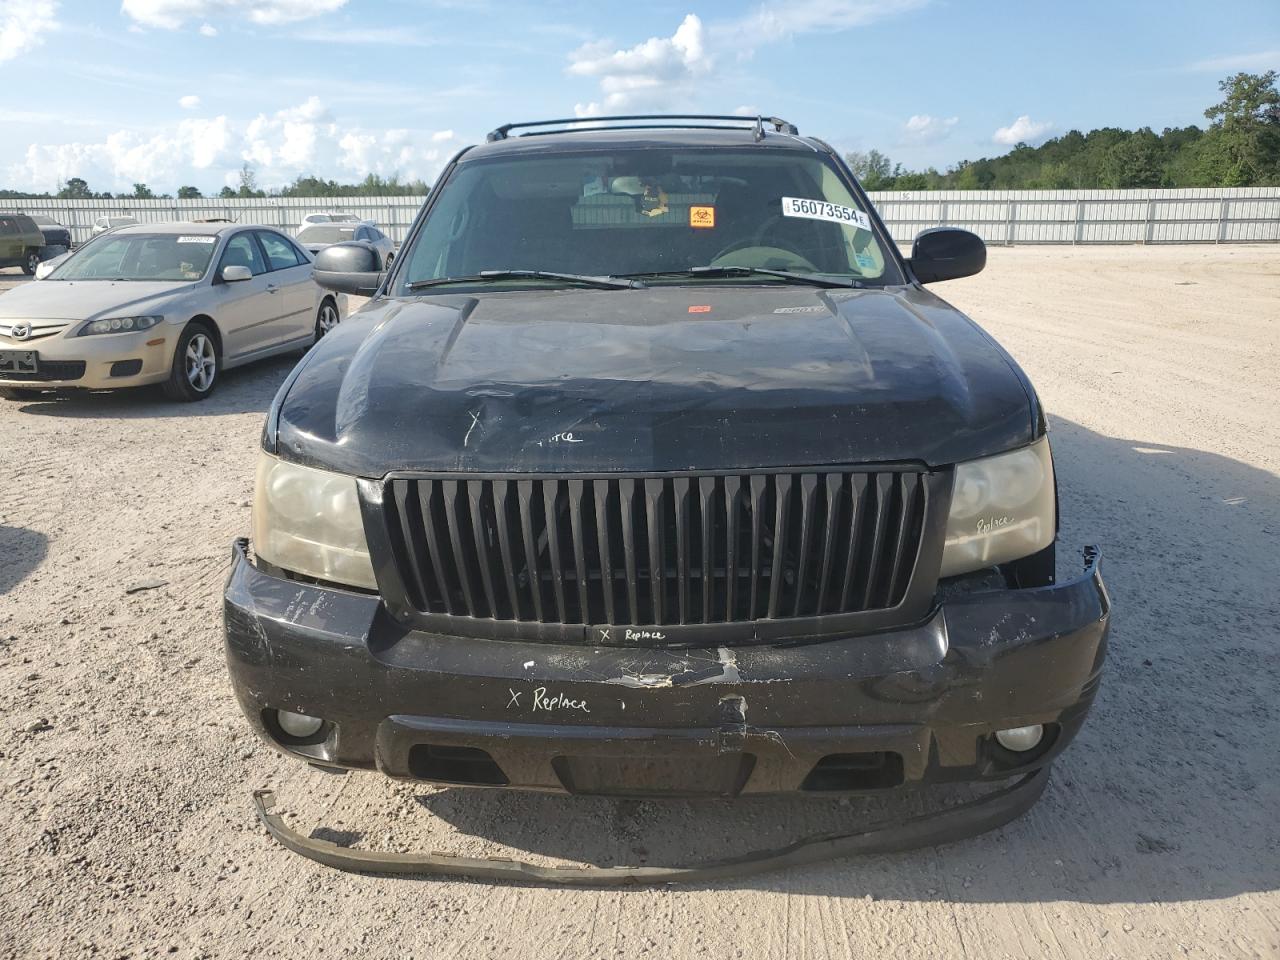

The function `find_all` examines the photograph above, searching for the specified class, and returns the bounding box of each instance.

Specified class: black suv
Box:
[227,116,1109,854]
[0,214,46,275]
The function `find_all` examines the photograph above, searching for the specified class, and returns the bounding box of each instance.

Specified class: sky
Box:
[0,0,1277,194]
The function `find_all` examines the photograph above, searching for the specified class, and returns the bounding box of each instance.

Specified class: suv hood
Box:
[0,280,195,320]
[274,286,1037,475]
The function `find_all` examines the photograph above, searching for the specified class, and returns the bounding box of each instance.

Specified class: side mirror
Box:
[908,228,986,284]
[221,264,253,283]
[313,241,383,297]
[35,255,66,280]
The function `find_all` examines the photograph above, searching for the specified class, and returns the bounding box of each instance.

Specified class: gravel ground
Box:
[1,246,1277,959]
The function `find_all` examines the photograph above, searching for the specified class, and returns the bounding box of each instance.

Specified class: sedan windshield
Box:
[397,147,900,292]
[298,225,357,244]
[49,234,216,281]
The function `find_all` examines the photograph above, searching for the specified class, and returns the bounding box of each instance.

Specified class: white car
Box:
[0,222,346,402]
[297,211,369,232]
[92,215,140,236]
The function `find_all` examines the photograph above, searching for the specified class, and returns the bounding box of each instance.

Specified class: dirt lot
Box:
[1,246,1277,959]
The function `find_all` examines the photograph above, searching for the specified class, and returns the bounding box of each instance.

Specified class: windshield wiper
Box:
[616,266,862,289]
[406,270,639,291]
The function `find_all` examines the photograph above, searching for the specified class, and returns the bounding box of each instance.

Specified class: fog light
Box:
[276,710,324,739]
[995,724,1044,752]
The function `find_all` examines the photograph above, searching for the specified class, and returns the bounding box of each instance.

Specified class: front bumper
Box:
[224,541,1109,798]
[0,328,174,389]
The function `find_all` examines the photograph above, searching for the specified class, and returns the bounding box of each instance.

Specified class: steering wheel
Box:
[711,214,818,271]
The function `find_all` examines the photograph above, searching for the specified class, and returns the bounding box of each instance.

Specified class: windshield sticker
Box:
[688,305,711,314]
[855,251,876,270]
[689,205,716,229]
[176,236,217,244]
[781,197,871,232]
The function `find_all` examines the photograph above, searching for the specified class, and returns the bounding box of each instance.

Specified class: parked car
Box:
[227,116,1110,872]
[298,211,367,231]
[297,221,394,268]
[0,213,48,275]
[27,214,73,255]
[0,222,345,402]
[91,215,140,236]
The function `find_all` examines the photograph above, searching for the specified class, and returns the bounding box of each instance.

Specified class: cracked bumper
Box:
[223,540,1109,797]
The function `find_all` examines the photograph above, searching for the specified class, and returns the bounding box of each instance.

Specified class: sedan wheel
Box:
[22,252,39,276]
[186,333,217,392]
[315,300,340,340]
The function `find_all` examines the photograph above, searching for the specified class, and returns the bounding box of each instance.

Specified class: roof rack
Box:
[485,114,799,143]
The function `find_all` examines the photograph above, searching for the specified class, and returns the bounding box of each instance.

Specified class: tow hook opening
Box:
[801,752,904,791]
[408,744,509,785]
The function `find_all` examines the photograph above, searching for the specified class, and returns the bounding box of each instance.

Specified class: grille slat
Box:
[542,480,568,622]
[384,467,929,633]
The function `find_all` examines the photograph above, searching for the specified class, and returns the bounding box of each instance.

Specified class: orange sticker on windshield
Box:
[688,305,712,313]
[689,205,716,229]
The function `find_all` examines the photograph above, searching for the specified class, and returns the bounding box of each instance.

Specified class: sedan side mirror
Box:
[221,264,253,283]
[908,228,986,284]
[313,241,383,297]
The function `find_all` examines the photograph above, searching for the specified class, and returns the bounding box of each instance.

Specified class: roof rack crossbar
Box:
[486,114,799,142]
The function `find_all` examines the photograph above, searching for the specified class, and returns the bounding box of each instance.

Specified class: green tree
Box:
[843,149,894,190]
[1197,70,1280,185]
[132,182,155,199]
[57,177,93,199]
[177,185,203,199]
[236,163,261,198]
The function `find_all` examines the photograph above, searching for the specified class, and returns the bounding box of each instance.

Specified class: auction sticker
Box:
[781,197,871,232]
[176,236,216,244]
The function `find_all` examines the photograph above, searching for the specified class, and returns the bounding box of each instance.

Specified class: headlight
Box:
[251,452,376,590]
[939,437,1055,578]
[79,315,163,336]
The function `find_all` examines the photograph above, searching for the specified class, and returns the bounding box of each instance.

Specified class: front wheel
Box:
[314,299,340,342]
[162,323,219,402]
[21,251,39,276]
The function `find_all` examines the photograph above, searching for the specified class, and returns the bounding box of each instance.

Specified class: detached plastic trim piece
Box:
[252,768,1048,887]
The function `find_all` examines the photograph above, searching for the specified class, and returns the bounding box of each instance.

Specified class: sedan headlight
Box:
[939,437,1055,578]
[251,452,376,590]
[79,315,163,336]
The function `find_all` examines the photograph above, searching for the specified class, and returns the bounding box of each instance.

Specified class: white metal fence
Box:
[7,188,1279,247]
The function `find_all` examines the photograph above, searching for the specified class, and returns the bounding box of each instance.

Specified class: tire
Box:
[314,298,340,342]
[21,250,39,276]
[162,322,219,402]
[0,387,41,401]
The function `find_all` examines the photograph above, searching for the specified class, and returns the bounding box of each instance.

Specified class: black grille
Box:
[2,360,85,382]
[377,469,932,638]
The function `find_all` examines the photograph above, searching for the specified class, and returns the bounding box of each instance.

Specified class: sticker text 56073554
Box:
[781,197,871,232]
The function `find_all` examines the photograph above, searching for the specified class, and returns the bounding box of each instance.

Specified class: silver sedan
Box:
[297,222,395,270]
[0,222,347,402]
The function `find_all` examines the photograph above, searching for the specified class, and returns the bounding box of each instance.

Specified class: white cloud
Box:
[732,105,758,116]
[0,0,59,63]
[178,94,201,109]
[993,114,1054,146]
[6,98,457,193]
[568,13,710,116]
[11,116,233,191]
[901,113,958,144]
[1189,49,1280,72]
[121,0,347,30]
[198,21,217,36]
[568,2,927,116]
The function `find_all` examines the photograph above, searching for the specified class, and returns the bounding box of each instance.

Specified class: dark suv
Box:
[226,116,1109,858]
[0,214,46,275]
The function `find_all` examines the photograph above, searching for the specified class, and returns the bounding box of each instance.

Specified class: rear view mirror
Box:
[313,241,383,297]
[221,264,253,282]
[908,228,986,284]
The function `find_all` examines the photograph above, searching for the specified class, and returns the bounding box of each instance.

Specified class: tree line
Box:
[0,165,429,202]
[846,72,1279,190]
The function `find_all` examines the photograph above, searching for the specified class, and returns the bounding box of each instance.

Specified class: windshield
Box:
[49,234,216,281]
[397,148,900,291]
[30,215,57,226]
[298,225,357,244]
